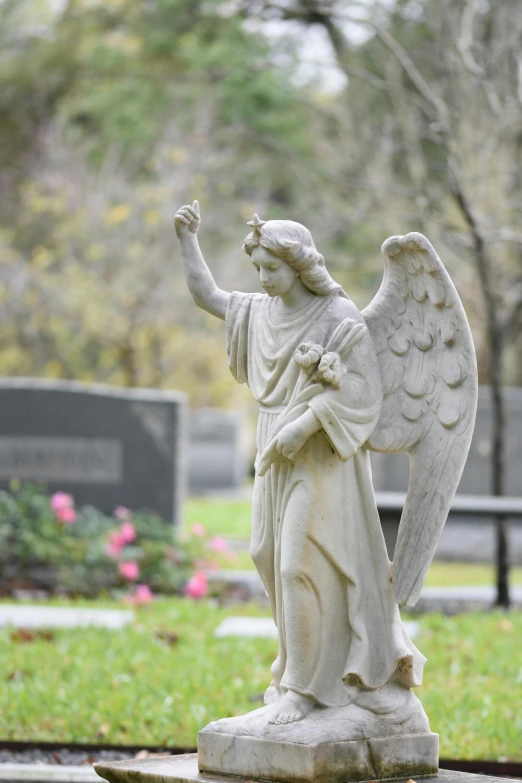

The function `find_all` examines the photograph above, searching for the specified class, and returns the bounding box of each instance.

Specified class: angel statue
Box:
[175,200,477,777]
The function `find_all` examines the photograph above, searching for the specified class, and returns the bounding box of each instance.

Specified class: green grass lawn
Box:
[185,498,252,539]
[185,498,522,585]
[425,562,522,587]
[1,596,521,760]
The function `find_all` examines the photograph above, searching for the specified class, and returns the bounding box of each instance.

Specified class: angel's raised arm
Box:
[175,201,230,320]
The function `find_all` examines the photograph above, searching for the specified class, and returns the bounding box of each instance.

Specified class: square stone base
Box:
[198,731,438,783]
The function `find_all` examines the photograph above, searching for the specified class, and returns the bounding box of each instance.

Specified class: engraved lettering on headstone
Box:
[0,437,122,484]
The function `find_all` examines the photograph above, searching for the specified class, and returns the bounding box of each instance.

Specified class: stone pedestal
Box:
[198,731,437,783]
[94,755,511,783]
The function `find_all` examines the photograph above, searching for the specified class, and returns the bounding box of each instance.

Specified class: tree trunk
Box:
[119,342,138,388]
[489,322,510,607]
[449,170,510,608]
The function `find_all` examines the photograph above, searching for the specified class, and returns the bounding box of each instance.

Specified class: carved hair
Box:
[242,216,347,298]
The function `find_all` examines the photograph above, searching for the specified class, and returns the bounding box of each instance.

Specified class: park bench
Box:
[377,491,522,559]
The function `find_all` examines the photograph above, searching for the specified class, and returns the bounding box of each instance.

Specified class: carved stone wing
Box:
[362,232,478,607]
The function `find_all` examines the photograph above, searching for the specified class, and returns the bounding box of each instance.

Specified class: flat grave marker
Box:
[0,605,134,630]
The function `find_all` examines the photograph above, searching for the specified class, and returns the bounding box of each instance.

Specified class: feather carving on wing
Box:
[363,232,478,607]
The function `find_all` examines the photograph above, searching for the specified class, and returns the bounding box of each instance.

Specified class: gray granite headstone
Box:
[0,378,186,525]
[188,408,245,493]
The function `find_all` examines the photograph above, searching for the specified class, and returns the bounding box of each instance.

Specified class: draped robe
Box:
[226,290,425,708]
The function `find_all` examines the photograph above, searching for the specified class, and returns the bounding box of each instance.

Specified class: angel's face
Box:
[251,245,298,297]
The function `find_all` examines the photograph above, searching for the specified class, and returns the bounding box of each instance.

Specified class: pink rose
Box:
[107,531,126,558]
[50,492,76,523]
[135,584,153,602]
[50,492,74,512]
[55,506,77,524]
[208,536,228,553]
[191,522,206,537]
[119,561,139,581]
[183,571,208,599]
[120,520,136,543]
[125,584,154,606]
[114,506,131,520]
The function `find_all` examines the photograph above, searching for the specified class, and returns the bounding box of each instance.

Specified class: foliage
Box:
[0,595,520,759]
[423,562,522,588]
[2,0,522,392]
[0,119,323,405]
[0,0,377,405]
[0,484,220,597]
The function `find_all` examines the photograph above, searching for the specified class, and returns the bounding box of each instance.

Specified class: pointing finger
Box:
[192,199,200,215]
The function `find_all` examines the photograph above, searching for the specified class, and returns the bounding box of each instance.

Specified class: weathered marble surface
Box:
[198,732,437,783]
[200,684,429,744]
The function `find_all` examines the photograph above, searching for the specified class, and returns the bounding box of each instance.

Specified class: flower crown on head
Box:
[247,213,266,239]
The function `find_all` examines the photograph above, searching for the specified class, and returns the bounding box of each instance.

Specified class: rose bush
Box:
[0,483,221,599]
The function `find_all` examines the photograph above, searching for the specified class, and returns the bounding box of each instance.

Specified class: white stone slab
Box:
[95,746,440,783]
[215,617,419,640]
[403,620,419,638]
[0,605,134,630]
[0,764,98,782]
[214,616,278,639]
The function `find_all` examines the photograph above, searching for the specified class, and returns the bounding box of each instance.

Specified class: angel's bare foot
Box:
[268,690,316,724]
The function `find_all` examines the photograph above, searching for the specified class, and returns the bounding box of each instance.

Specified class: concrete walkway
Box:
[0,764,98,782]
[207,571,522,610]
[214,616,420,640]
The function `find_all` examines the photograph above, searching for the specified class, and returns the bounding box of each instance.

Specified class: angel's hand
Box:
[256,425,303,476]
[175,200,201,239]
[257,413,320,475]
[274,420,310,460]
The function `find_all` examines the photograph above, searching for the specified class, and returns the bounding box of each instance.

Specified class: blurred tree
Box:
[0,0,314,205]
[4,0,521,606]
[0,0,327,408]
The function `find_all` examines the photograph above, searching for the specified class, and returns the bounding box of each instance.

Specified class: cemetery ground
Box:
[1,497,522,763]
[0,595,521,761]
